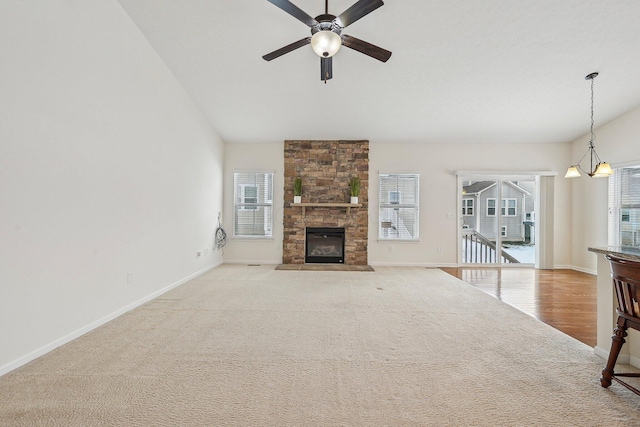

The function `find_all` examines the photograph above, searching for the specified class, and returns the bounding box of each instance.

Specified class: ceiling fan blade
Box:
[341,34,391,62]
[262,37,311,61]
[321,57,333,81]
[266,0,318,27]
[336,0,384,27]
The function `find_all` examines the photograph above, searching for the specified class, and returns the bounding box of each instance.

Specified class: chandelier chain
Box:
[590,76,596,148]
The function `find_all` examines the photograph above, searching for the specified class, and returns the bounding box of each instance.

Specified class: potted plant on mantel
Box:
[349,176,360,204]
[293,177,302,204]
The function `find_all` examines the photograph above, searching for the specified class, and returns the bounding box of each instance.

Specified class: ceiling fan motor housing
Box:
[311,14,342,35]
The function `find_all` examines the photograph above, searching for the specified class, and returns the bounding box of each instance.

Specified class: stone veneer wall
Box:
[283,140,369,265]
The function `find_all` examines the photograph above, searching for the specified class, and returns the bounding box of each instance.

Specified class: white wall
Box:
[222,141,573,268]
[222,142,284,264]
[368,142,572,267]
[569,105,640,272]
[0,1,224,374]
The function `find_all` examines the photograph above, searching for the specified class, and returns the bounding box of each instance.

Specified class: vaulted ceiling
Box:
[116,0,640,145]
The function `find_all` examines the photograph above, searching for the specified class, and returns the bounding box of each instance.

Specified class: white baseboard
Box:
[0,261,222,377]
[368,262,459,268]
[594,345,639,368]
[594,346,612,361]
[223,260,280,265]
[630,354,640,369]
[569,265,597,275]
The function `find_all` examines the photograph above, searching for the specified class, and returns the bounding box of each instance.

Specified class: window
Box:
[501,226,507,237]
[622,210,630,222]
[462,198,474,216]
[379,173,419,240]
[609,166,640,248]
[389,191,400,204]
[487,198,496,216]
[239,185,258,210]
[234,172,273,238]
[501,198,517,216]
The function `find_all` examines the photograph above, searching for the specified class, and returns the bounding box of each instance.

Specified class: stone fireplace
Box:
[282,140,369,265]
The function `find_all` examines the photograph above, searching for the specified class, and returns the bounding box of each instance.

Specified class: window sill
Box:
[233,236,274,240]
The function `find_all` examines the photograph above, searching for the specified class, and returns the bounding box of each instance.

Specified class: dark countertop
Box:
[588,246,640,261]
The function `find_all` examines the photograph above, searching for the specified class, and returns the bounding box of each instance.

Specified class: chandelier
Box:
[565,72,613,178]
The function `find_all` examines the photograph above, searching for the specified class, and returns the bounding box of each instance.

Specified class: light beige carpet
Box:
[1,265,639,426]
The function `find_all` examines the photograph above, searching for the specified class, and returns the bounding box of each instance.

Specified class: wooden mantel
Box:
[292,202,362,216]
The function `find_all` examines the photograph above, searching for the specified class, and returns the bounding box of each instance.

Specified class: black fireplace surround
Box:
[305,227,345,264]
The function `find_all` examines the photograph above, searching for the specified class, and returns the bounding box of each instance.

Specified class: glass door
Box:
[460,177,536,266]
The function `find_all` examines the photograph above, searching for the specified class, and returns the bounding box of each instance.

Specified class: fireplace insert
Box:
[305,227,345,264]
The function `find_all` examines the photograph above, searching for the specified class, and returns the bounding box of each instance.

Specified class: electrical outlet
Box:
[204,247,210,255]
[127,272,134,285]
[437,246,442,253]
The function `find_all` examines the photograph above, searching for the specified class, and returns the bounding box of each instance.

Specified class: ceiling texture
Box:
[116,0,640,145]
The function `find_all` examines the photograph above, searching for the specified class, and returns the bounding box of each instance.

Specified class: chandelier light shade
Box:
[565,72,613,178]
[564,166,581,178]
[310,30,342,58]
[593,162,614,177]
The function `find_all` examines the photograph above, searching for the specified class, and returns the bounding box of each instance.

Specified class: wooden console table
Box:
[292,202,362,216]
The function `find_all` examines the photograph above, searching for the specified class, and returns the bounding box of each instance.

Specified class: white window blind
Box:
[379,173,419,240]
[234,172,273,237]
[608,166,640,247]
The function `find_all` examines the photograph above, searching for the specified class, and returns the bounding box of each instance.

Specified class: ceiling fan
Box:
[262,0,392,82]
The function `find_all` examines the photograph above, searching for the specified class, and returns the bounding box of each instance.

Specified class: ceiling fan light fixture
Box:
[311,30,341,58]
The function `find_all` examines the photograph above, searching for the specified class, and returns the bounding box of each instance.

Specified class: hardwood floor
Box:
[440,267,597,347]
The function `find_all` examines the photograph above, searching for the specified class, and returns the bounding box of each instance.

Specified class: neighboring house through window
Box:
[462,198,474,216]
[389,190,400,204]
[379,173,419,240]
[501,198,517,216]
[239,184,258,210]
[234,171,273,237]
[487,198,496,216]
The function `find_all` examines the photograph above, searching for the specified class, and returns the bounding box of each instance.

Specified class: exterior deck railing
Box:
[462,229,520,264]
